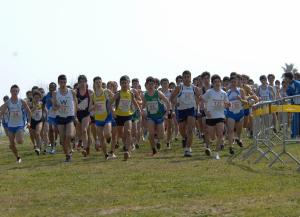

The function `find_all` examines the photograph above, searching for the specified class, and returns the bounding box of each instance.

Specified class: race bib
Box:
[59,105,70,117]
[230,101,241,113]
[33,109,43,120]
[119,99,130,112]
[10,110,21,124]
[147,101,159,114]
[78,98,88,110]
[213,100,224,108]
[95,101,106,114]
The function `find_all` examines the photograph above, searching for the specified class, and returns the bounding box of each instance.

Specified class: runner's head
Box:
[241,74,249,85]
[132,78,139,89]
[229,76,238,88]
[211,74,221,90]
[78,75,87,89]
[10,84,20,97]
[154,78,160,89]
[175,75,183,85]
[102,82,106,89]
[222,76,230,90]
[160,78,169,90]
[3,95,9,102]
[201,71,211,86]
[58,74,67,88]
[120,75,130,90]
[169,82,176,90]
[93,76,102,90]
[32,90,42,102]
[26,90,32,99]
[49,82,57,92]
[275,80,280,87]
[145,76,155,91]
[182,70,191,85]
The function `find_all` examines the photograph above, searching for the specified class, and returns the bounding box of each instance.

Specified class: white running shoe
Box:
[34,148,40,156]
[108,153,117,160]
[215,152,220,160]
[17,157,22,163]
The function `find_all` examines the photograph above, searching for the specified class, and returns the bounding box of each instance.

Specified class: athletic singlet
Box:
[77,88,90,112]
[7,99,26,128]
[258,85,272,101]
[144,90,165,118]
[43,92,56,118]
[177,84,196,110]
[115,90,133,116]
[93,90,109,121]
[203,88,228,119]
[56,88,75,118]
[227,88,243,114]
[32,101,43,121]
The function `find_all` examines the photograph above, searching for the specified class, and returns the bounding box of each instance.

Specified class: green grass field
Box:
[1,135,300,217]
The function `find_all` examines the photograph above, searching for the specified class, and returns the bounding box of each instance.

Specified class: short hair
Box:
[182,70,191,76]
[267,74,275,79]
[283,72,293,80]
[10,84,19,90]
[160,78,169,83]
[241,74,250,80]
[175,75,183,82]
[211,74,221,84]
[132,78,139,83]
[230,72,237,77]
[120,75,130,82]
[93,76,101,82]
[58,74,67,81]
[154,78,160,86]
[32,90,42,98]
[260,75,267,81]
[31,86,39,92]
[275,80,280,85]
[49,82,57,88]
[230,76,237,81]
[146,76,155,84]
[3,95,9,101]
[201,71,210,79]
[78,75,87,83]
[169,82,175,87]
[223,76,230,82]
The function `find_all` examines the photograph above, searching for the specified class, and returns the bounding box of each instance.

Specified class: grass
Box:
[1,134,300,217]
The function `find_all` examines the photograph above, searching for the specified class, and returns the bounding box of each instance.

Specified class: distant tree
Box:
[282,63,298,74]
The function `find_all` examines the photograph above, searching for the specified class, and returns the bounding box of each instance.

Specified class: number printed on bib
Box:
[78,98,88,110]
[95,101,106,114]
[119,99,130,112]
[147,101,159,114]
[11,111,21,123]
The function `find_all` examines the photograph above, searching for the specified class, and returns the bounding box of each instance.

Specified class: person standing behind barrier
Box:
[0,85,31,163]
[283,72,300,138]
[226,76,247,155]
[257,75,275,102]
[52,75,78,162]
[170,70,202,157]
[202,75,230,160]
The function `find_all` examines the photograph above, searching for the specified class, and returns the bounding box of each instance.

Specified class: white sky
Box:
[1,0,300,98]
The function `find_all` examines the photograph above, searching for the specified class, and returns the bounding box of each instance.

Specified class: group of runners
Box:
[0,70,295,163]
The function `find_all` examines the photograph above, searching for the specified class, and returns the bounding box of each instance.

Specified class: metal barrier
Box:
[241,95,300,170]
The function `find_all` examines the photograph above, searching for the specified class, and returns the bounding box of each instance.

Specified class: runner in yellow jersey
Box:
[91,76,114,160]
[113,75,141,161]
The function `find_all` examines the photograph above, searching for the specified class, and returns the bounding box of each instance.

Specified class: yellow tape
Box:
[253,104,300,116]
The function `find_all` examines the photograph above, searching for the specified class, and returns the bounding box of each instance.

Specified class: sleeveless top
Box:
[56,88,75,118]
[177,84,196,110]
[7,99,26,128]
[144,90,165,119]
